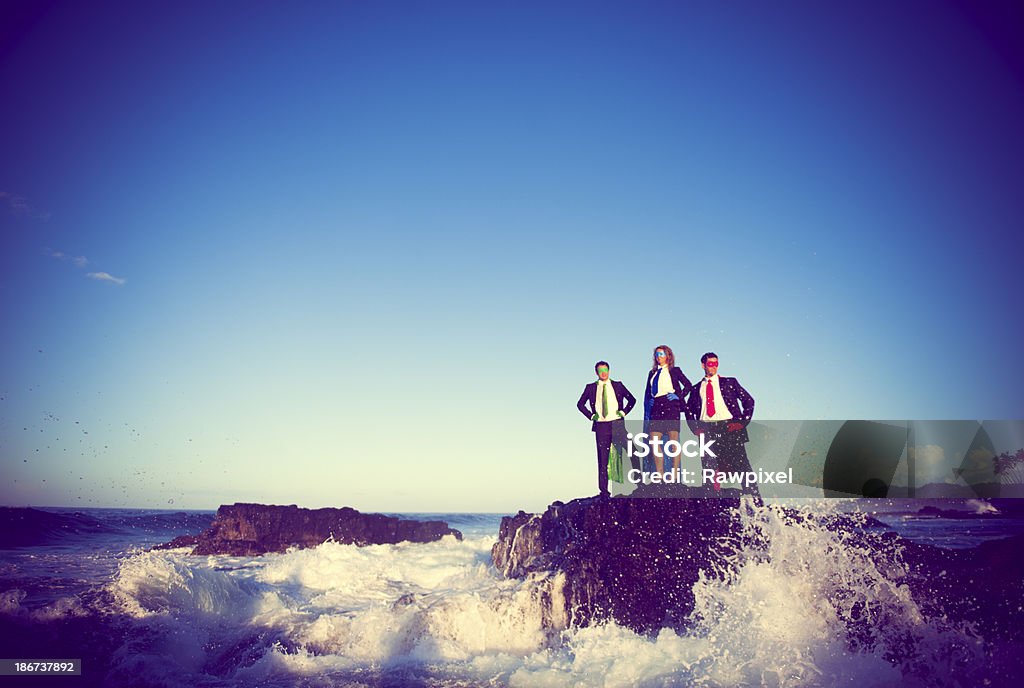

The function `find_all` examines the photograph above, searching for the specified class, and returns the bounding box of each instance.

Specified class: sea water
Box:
[0,503,1019,687]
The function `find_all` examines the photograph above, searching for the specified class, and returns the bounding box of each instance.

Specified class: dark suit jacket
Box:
[685,376,755,442]
[643,366,693,418]
[577,380,636,431]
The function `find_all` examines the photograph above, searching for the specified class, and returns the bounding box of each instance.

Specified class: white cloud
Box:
[1,191,49,219]
[86,272,125,286]
[905,444,951,484]
[45,247,124,287]
[908,444,945,468]
[0,191,30,213]
[44,248,88,266]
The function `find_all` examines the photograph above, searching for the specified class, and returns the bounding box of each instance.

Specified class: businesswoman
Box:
[643,345,694,473]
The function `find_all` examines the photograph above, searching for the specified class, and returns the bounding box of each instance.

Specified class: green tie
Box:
[602,383,609,418]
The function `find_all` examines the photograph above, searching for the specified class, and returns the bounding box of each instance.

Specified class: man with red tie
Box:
[685,352,762,504]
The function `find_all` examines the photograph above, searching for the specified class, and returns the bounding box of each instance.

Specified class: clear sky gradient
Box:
[2,1,1022,512]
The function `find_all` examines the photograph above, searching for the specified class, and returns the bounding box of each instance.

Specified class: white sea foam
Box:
[686,501,982,687]
[105,535,558,685]
[0,585,92,622]
[966,499,998,515]
[0,587,27,615]
[98,506,985,687]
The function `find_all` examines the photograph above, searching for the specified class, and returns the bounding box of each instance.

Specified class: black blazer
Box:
[643,366,693,417]
[685,376,755,442]
[577,380,636,431]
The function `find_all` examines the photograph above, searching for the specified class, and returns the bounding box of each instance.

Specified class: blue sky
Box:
[2,1,1022,511]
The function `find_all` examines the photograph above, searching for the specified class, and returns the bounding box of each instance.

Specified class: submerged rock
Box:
[154,502,462,555]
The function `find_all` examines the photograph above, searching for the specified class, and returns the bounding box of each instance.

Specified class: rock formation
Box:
[492,492,1024,642]
[492,491,744,632]
[154,502,461,555]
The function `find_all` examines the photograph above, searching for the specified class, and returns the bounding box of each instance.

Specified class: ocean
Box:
[1,501,1022,687]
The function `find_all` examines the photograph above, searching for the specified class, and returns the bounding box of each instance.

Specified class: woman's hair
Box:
[652,345,675,370]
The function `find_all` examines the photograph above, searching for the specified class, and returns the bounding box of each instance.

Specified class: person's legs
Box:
[702,425,723,494]
[650,431,664,473]
[649,397,670,474]
[718,432,762,506]
[669,430,681,471]
[595,423,612,497]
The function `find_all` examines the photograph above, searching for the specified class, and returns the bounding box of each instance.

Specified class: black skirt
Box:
[649,396,681,433]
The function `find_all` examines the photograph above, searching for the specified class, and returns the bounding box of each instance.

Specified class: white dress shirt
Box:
[595,379,620,422]
[699,374,734,422]
[652,365,673,398]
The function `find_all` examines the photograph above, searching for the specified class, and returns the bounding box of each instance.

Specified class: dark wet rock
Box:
[154,503,462,555]
[492,492,744,633]
[915,505,1004,519]
[150,534,200,550]
[492,493,1024,642]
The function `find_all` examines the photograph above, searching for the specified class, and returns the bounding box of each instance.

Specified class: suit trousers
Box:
[594,418,630,497]
[702,421,762,504]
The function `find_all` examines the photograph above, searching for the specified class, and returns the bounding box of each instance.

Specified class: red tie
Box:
[706,379,716,417]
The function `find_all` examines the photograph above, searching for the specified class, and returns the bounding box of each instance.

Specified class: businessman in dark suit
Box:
[577,361,636,498]
[685,352,762,504]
